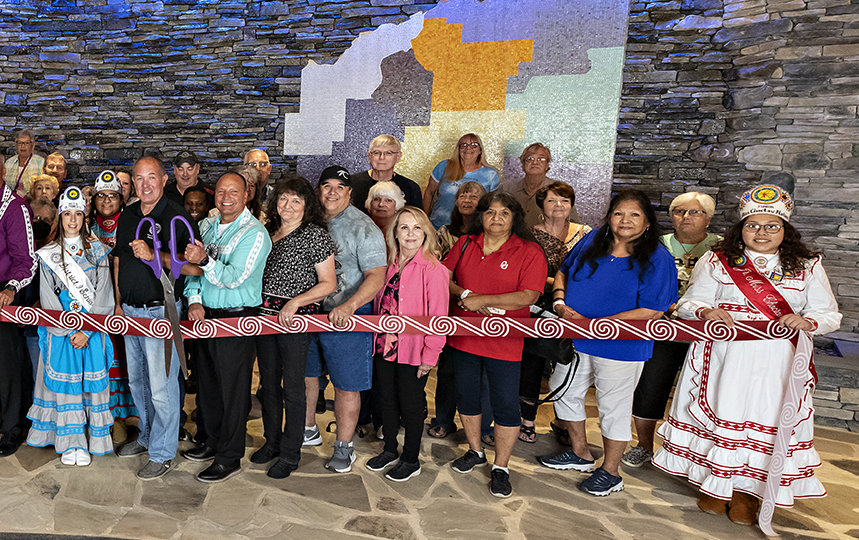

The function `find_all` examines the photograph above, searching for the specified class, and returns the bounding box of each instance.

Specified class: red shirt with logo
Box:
[442,233,547,361]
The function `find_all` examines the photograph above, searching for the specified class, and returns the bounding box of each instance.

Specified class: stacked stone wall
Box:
[616,0,859,337]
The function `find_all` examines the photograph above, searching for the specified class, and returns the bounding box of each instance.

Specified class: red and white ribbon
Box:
[0,305,798,341]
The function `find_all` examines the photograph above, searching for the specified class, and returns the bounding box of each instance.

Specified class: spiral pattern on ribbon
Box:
[533,318,565,339]
[703,320,736,341]
[428,316,457,336]
[589,318,620,340]
[149,319,173,339]
[11,306,40,326]
[104,315,131,335]
[237,316,263,338]
[378,315,407,334]
[646,319,677,341]
[480,317,509,338]
[766,320,795,340]
[192,320,219,339]
[59,311,86,332]
[286,315,309,334]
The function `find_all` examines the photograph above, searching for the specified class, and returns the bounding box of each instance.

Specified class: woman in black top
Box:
[251,177,337,478]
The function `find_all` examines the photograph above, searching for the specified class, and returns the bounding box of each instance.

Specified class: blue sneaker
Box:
[579,467,624,496]
[537,449,596,472]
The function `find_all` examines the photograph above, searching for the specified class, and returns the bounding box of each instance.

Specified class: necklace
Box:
[676,235,707,266]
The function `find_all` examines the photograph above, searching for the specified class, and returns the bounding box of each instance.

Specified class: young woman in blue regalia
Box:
[26,186,115,466]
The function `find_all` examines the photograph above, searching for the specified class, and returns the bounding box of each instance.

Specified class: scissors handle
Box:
[169,215,196,280]
[134,217,163,278]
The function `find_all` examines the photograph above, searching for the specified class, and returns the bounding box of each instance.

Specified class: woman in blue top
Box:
[537,190,677,497]
[422,133,500,228]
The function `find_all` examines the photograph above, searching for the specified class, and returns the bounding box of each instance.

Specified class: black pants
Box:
[0,321,31,438]
[375,355,428,464]
[431,346,494,435]
[256,332,310,465]
[632,340,690,420]
[198,310,256,466]
[519,344,545,422]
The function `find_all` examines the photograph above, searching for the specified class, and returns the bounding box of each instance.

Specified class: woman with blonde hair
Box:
[27,174,59,203]
[423,133,500,228]
[365,206,448,482]
[365,181,406,232]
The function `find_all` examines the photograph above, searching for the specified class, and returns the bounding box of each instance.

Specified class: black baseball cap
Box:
[319,165,351,187]
[173,150,198,167]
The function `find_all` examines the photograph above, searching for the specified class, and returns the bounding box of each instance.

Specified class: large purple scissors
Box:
[134,215,195,378]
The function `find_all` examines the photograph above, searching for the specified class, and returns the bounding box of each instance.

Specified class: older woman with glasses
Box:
[351,135,422,211]
[27,174,59,204]
[653,185,841,526]
[423,133,500,229]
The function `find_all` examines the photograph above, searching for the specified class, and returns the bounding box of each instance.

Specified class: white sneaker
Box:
[61,449,76,466]
[75,448,91,467]
[303,425,322,446]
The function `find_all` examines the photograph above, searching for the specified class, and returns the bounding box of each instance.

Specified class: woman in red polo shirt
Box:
[442,192,547,498]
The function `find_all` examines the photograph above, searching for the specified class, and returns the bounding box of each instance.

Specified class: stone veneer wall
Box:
[0,2,856,425]
[0,0,439,178]
[615,0,859,338]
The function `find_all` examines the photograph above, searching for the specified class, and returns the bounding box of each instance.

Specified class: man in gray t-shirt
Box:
[305,165,386,473]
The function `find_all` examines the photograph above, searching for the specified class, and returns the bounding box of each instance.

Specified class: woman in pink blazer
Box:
[367,206,449,482]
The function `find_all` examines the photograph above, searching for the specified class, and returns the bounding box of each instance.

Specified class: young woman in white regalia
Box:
[652,185,842,525]
[26,186,115,466]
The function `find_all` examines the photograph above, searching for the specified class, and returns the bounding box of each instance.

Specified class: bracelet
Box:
[553,299,565,308]
[552,288,565,294]
[460,289,471,300]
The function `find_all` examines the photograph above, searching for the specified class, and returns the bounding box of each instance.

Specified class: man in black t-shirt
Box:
[113,156,200,481]
[350,134,421,212]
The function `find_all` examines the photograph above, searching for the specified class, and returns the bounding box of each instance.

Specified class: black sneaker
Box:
[489,468,512,498]
[385,460,421,482]
[366,451,398,471]
[267,458,298,479]
[250,443,280,464]
[451,449,487,474]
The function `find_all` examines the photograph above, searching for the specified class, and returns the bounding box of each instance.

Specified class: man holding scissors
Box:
[113,156,200,480]
[182,170,271,483]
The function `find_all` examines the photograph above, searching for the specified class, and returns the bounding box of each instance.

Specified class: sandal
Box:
[518,424,537,444]
[427,424,453,439]
[481,434,495,447]
[550,420,571,447]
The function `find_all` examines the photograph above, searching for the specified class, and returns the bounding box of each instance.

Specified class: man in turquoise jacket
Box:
[182,170,272,483]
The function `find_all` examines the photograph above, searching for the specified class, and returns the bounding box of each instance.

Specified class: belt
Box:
[125,300,165,309]
[205,306,256,318]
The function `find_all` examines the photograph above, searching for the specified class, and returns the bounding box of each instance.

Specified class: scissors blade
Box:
[158,271,188,379]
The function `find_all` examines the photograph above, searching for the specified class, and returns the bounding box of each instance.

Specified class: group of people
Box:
[0,129,842,526]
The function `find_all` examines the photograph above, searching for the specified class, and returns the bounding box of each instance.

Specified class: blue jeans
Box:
[122,303,181,463]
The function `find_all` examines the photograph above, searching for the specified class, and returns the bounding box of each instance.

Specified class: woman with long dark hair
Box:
[443,191,547,498]
[26,186,115,466]
[653,185,841,525]
[249,176,337,478]
[538,190,677,497]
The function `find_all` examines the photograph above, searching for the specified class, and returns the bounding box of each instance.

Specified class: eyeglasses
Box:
[247,161,269,168]
[525,156,548,163]
[671,208,706,217]
[369,150,400,158]
[744,222,783,233]
[459,142,480,149]
[15,140,33,147]
[96,192,120,200]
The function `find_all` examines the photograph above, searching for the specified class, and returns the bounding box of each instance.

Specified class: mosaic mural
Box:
[286,0,630,226]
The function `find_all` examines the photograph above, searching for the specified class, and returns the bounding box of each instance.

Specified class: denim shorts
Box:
[449,346,521,427]
[305,302,373,392]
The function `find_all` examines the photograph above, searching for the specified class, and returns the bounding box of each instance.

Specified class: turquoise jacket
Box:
[185,208,272,309]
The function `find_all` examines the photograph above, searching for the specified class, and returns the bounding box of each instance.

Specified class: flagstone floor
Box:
[0,376,857,540]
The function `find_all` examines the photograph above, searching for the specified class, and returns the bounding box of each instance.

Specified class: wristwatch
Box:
[198,255,210,267]
[4,284,16,294]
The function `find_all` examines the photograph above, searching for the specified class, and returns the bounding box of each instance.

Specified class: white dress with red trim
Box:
[652,249,841,507]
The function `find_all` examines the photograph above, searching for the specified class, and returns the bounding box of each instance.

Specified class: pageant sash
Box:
[716,251,814,537]
[716,252,795,320]
[39,244,95,313]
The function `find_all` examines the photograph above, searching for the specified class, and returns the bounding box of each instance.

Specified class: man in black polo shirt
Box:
[113,156,200,480]
[165,150,213,208]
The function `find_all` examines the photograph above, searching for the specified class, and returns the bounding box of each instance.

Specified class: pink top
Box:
[373,249,449,367]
